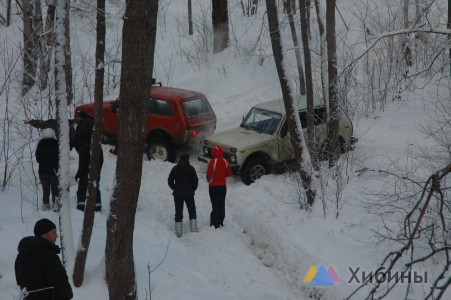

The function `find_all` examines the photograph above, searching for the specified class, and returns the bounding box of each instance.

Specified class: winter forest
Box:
[0,0,450,299]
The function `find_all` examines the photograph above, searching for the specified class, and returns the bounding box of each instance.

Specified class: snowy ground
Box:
[0,89,444,300]
[0,1,449,300]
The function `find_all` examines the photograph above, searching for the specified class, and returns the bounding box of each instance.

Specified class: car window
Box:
[183,98,211,118]
[299,106,327,127]
[149,99,172,116]
[314,106,327,125]
[241,108,281,134]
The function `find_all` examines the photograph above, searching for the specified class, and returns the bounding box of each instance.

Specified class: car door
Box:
[278,118,294,161]
[146,98,181,142]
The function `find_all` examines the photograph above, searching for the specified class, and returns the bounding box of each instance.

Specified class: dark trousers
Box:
[77,172,102,211]
[209,185,227,228]
[174,196,196,222]
[39,174,58,205]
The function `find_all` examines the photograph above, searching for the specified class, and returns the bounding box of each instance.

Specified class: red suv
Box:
[74,83,216,162]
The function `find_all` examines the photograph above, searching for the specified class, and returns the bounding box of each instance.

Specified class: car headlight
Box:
[203,146,209,155]
[230,154,236,164]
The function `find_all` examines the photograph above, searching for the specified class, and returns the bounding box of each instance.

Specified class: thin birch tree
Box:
[298,0,318,168]
[284,0,305,96]
[105,0,158,298]
[54,0,75,268]
[22,0,37,94]
[73,0,106,287]
[326,0,339,167]
[266,0,316,206]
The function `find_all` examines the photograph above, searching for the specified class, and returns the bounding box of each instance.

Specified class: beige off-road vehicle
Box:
[198,96,357,185]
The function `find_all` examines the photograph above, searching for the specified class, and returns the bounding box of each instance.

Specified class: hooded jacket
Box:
[35,129,59,176]
[14,236,73,300]
[206,146,232,187]
[168,158,199,197]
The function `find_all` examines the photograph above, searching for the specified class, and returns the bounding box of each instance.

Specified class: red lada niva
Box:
[75,83,216,162]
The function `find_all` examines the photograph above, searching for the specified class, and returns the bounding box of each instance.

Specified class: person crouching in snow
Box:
[35,128,59,211]
[206,146,231,228]
[168,152,199,237]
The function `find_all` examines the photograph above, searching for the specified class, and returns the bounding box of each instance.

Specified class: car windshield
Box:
[183,98,212,118]
[240,108,282,134]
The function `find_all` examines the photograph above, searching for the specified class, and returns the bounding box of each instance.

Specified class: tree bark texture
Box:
[64,0,73,105]
[284,0,306,96]
[265,0,316,206]
[298,0,318,168]
[73,0,106,287]
[40,2,56,90]
[55,0,75,267]
[188,0,193,35]
[326,0,339,167]
[22,0,37,95]
[212,0,229,53]
[105,0,158,299]
[313,0,328,103]
[6,0,12,26]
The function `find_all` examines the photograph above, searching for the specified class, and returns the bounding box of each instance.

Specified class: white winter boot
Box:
[190,219,198,232]
[175,222,182,238]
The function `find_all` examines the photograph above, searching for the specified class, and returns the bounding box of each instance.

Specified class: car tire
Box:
[147,138,175,162]
[241,158,271,185]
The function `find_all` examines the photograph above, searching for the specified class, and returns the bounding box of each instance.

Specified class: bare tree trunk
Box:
[266,0,316,206]
[326,0,339,167]
[40,1,56,90]
[22,0,37,95]
[188,0,193,35]
[105,0,158,298]
[299,0,311,39]
[313,0,328,103]
[284,0,306,96]
[299,0,318,168]
[403,0,409,28]
[251,0,259,15]
[403,0,413,66]
[6,0,12,26]
[54,0,75,268]
[212,0,229,53]
[448,0,451,77]
[72,0,106,287]
[64,0,73,105]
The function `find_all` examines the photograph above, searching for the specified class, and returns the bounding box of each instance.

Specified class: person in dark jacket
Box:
[74,111,103,212]
[168,152,199,237]
[206,146,232,228]
[35,128,59,211]
[15,218,73,300]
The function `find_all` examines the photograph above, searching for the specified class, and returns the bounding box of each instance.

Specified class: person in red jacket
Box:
[206,146,232,228]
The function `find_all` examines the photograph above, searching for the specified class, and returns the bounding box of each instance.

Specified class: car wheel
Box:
[147,139,175,162]
[241,158,271,185]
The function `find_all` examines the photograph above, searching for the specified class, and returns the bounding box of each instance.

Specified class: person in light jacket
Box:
[206,146,231,228]
[168,152,199,237]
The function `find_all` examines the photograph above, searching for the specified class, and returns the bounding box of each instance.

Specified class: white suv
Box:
[198,96,357,184]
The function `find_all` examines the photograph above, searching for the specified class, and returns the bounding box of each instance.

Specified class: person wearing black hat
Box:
[14,218,73,300]
[168,152,199,237]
